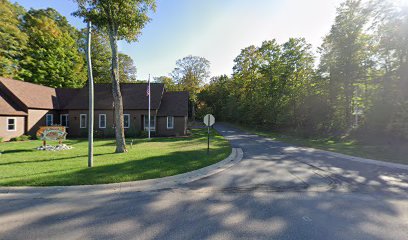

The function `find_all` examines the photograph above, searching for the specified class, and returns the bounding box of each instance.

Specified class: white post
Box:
[148,74,151,139]
[86,21,94,168]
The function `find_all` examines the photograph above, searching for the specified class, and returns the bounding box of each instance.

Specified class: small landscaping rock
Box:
[36,144,73,151]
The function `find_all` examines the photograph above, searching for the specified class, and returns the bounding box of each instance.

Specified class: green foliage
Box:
[78,28,111,83]
[199,0,408,141]
[363,3,408,138]
[78,28,137,83]
[73,0,156,42]
[171,55,211,103]
[200,38,315,131]
[0,0,141,88]
[119,53,137,82]
[0,0,28,78]
[318,0,371,130]
[154,76,181,91]
[139,130,148,138]
[10,135,31,141]
[19,9,86,87]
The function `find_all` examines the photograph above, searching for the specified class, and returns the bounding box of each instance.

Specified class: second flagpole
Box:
[148,74,151,139]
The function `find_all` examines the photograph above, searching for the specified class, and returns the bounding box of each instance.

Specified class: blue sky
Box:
[13,0,346,80]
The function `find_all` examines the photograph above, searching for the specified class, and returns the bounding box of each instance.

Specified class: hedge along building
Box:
[0,77,189,141]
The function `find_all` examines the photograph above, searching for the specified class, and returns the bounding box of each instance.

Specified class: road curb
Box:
[316,148,408,170]
[275,140,408,171]
[0,148,244,199]
[222,123,407,171]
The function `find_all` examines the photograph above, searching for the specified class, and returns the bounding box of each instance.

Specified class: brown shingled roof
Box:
[0,78,189,116]
[0,89,27,116]
[55,88,81,109]
[0,77,59,109]
[157,91,189,116]
[63,83,165,110]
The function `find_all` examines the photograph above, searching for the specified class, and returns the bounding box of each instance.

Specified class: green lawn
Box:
[234,124,407,165]
[0,129,231,186]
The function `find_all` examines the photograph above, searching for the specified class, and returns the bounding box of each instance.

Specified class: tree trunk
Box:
[191,103,195,121]
[344,81,353,129]
[109,32,127,153]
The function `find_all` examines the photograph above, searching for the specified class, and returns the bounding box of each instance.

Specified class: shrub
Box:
[0,137,3,142]
[19,135,31,141]
[10,135,31,141]
[93,129,104,138]
[139,130,148,138]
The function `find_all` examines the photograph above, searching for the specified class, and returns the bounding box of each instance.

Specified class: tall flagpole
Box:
[148,74,151,139]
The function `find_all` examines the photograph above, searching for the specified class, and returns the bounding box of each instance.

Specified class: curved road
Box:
[1,124,407,240]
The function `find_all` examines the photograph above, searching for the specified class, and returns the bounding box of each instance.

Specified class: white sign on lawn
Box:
[203,114,215,126]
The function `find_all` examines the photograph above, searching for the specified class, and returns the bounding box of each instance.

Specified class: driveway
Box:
[0,123,407,240]
[188,124,408,195]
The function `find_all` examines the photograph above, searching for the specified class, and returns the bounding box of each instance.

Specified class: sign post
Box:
[203,114,215,154]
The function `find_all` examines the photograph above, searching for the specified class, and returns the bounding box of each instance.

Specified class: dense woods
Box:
[1,0,407,141]
[198,0,408,140]
[0,0,138,87]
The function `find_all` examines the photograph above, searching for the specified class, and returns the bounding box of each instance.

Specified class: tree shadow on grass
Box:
[0,149,34,154]
[96,130,221,148]
[0,148,230,186]
[0,152,118,167]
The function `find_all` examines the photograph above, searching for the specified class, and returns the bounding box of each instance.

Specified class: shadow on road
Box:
[0,123,407,239]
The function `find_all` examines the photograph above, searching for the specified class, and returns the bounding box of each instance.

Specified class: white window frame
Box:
[144,115,156,131]
[167,116,174,129]
[124,114,130,128]
[80,114,87,129]
[99,114,106,129]
[46,114,53,126]
[60,114,69,128]
[7,117,16,131]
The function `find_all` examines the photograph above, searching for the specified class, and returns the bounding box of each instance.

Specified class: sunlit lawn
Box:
[0,129,231,186]
[235,124,407,165]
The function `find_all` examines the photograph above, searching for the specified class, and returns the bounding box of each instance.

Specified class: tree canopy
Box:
[171,55,210,103]
[198,0,408,140]
[0,0,27,78]
[0,0,139,88]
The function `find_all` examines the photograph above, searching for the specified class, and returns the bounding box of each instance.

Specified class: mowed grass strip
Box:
[233,124,407,165]
[0,129,231,186]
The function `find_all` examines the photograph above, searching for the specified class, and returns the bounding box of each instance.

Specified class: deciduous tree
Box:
[74,0,156,153]
[20,9,86,87]
[171,55,210,120]
[0,0,27,78]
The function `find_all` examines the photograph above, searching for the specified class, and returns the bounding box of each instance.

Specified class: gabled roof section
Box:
[158,91,189,116]
[55,88,81,109]
[0,89,27,116]
[0,77,59,109]
[0,78,189,115]
[63,83,165,110]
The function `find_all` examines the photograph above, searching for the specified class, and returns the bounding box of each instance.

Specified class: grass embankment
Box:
[233,124,407,165]
[0,129,231,186]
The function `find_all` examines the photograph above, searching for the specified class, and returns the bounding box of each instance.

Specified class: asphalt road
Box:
[1,123,407,240]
